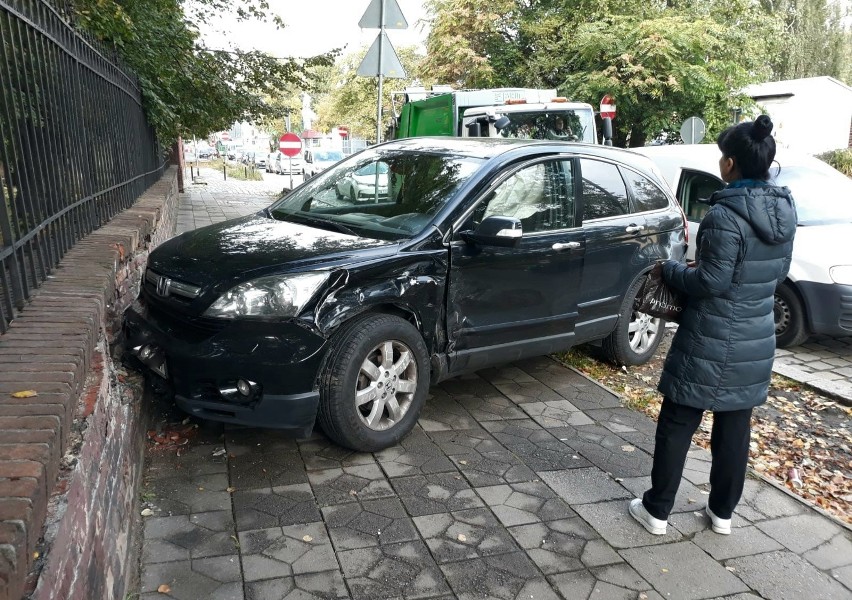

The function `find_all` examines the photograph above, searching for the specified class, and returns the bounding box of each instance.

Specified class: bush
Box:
[816,148,852,177]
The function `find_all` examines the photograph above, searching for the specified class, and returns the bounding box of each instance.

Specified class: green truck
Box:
[392,86,608,144]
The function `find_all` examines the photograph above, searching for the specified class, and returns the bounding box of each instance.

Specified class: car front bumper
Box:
[124,300,329,435]
[797,281,852,337]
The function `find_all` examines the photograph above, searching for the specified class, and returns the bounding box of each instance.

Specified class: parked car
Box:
[335,161,389,201]
[125,138,686,450]
[275,151,304,175]
[304,149,345,178]
[633,144,852,347]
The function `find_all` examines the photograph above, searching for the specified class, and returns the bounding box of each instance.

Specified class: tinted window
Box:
[580,159,629,220]
[622,169,669,212]
[482,160,575,233]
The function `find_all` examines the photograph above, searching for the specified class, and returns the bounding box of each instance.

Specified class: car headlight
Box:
[829,266,852,285]
[204,272,329,319]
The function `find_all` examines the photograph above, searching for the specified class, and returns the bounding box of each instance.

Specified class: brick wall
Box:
[0,168,179,600]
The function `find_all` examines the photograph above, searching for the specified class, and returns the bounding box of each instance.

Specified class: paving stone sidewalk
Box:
[135,171,852,600]
[137,360,852,600]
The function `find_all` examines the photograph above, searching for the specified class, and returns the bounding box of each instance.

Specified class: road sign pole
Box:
[289,156,293,189]
[376,0,385,144]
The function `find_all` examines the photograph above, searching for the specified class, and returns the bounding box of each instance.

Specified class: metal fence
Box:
[0,0,164,333]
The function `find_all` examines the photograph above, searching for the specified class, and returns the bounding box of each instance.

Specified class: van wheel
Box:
[602,276,665,366]
[318,314,429,451]
[775,283,809,348]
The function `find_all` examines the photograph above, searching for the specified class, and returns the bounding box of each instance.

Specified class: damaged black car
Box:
[124,138,686,451]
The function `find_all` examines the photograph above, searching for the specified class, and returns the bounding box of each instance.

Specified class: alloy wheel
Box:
[628,310,662,354]
[355,340,418,431]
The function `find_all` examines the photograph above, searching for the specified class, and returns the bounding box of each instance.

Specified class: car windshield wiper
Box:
[285,213,359,237]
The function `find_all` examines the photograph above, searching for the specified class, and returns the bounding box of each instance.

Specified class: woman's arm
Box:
[663,209,740,298]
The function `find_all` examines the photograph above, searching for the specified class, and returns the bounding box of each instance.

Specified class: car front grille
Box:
[145,268,202,300]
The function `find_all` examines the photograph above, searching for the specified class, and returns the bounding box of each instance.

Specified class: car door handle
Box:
[625,225,645,233]
[552,242,581,251]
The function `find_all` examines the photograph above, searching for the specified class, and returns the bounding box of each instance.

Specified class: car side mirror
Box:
[461,216,522,247]
[493,116,511,131]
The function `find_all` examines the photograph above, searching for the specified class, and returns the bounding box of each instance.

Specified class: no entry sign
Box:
[279,132,302,157]
[600,95,616,120]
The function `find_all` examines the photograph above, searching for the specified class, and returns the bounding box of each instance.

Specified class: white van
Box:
[633,144,852,347]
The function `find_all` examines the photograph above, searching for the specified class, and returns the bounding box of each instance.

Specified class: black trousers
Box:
[642,397,752,521]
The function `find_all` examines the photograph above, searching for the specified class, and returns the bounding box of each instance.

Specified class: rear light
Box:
[550,97,568,102]
[504,99,527,105]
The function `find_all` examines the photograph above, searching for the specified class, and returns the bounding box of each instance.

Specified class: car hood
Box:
[148,213,396,289]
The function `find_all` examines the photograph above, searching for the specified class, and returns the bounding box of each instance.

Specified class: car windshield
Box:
[497,109,596,144]
[773,165,852,225]
[269,148,484,241]
[316,151,344,162]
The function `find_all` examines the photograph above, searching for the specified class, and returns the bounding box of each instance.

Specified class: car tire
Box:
[601,275,665,366]
[349,186,358,202]
[318,313,430,451]
[775,282,809,348]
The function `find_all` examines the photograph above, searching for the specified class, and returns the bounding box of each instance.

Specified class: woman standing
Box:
[629,115,797,535]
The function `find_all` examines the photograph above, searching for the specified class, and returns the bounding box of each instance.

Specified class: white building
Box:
[743,76,852,155]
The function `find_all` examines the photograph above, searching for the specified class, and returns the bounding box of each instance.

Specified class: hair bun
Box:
[751,115,773,141]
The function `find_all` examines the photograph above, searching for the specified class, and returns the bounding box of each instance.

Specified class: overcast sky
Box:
[198,0,430,59]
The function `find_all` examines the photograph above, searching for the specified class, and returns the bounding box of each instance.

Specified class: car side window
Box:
[580,159,629,220]
[621,168,669,212]
[679,170,723,222]
[481,160,575,233]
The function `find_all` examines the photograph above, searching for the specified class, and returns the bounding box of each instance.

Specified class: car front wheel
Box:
[774,282,809,348]
[318,314,429,451]
[601,276,665,366]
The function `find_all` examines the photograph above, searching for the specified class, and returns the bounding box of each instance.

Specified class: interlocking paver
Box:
[727,550,852,600]
[538,467,631,505]
[507,517,603,574]
[374,430,457,478]
[549,563,663,600]
[756,513,843,554]
[482,418,592,471]
[449,450,537,487]
[418,390,481,431]
[475,481,576,527]
[549,423,654,477]
[244,570,349,600]
[424,428,504,456]
[307,463,395,506]
[413,508,519,563]
[232,483,322,531]
[239,522,338,580]
[440,552,560,600]
[620,542,750,600]
[692,526,784,560]
[391,471,484,516]
[141,556,243,600]
[803,533,852,571]
[147,472,232,515]
[322,497,419,550]
[337,540,451,600]
[297,435,376,471]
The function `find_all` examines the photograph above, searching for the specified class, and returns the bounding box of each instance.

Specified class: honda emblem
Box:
[156,276,172,297]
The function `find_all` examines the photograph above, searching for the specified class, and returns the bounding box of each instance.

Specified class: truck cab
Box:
[392,86,601,144]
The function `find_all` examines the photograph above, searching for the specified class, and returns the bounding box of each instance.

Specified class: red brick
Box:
[0,521,28,599]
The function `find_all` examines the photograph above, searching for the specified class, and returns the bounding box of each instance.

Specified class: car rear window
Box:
[621,168,669,212]
[580,159,629,219]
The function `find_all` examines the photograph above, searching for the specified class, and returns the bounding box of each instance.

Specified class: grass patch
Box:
[205,158,264,181]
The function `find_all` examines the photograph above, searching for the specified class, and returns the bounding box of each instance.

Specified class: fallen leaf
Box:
[141,508,154,517]
[621,445,635,453]
[157,584,171,593]
[661,568,669,573]
[459,460,468,465]
[226,487,236,493]
[349,490,358,496]
[10,390,37,398]
[302,535,313,542]
[212,448,227,457]
[726,566,736,572]
[457,533,467,542]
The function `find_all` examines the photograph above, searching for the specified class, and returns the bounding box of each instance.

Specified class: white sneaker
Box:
[706,505,732,535]
[629,498,667,535]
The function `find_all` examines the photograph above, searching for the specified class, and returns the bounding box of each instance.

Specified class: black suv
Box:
[125,138,686,451]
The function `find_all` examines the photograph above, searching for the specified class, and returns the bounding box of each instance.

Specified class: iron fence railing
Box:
[0,0,164,333]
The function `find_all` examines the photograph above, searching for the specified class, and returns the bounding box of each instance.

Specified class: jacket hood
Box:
[711,185,797,245]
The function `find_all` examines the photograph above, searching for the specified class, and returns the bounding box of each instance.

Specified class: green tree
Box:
[71,0,337,142]
[312,45,427,142]
[422,0,781,145]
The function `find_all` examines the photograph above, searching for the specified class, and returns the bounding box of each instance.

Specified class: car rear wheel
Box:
[775,282,809,348]
[602,276,665,366]
[318,314,429,451]
[349,186,358,202]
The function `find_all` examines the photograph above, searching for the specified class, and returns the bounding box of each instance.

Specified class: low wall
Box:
[0,168,179,600]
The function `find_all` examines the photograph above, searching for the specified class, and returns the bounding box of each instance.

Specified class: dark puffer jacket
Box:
[658,182,796,411]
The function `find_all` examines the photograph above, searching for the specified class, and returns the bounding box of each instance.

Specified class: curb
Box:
[772,362,852,407]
